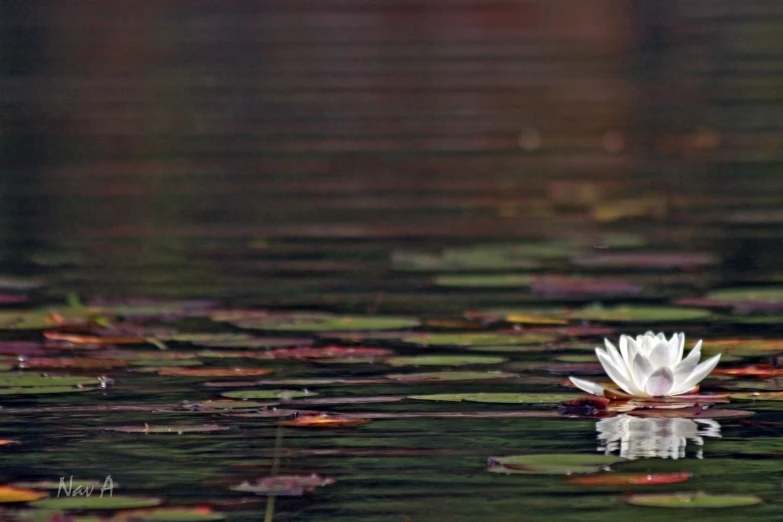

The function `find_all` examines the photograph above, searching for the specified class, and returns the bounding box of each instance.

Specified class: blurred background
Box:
[1,0,782,302]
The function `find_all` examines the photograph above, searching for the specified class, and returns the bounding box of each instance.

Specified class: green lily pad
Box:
[409,393,580,403]
[433,274,532,288]
[707,287,783,302]
[233,314,420,332]
[0,374,106,388]
[126,508,226,521]
[624,491,762,508]
[220,389,317,400]
[107,424,230,433]
[403,333,547,347]
[701,339,783,357]
[728,391,783,401]
[31,495,163,510]
[187,400,274,410]
[385,371,517,382]
[568,305,711,323]
[391,248,541,272]
[0,308,100,330]
[386,355,506,367]
[487,454,624,475]
[13,479,114,490]
[0,386,99,395]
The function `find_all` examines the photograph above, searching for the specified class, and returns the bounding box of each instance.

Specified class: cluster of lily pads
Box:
[3,261,783,516]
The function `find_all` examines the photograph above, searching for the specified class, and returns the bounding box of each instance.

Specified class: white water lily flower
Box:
[569,331,721,398]
[596,415,721,460]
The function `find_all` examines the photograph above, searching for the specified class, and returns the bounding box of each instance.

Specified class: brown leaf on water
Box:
[277,413,371,428]
[157,368,273,377]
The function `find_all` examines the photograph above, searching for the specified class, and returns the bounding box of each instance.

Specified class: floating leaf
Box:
[403,332,550,347]
[706,287,783,303]
[0,386,99,395]
[572,252,716,270]
[701,339,783,357]
[157,368,273,378]
[505,314,568,325]
[433,274,532,288]
[184,400,275,410]
[233,313,419,332]
[230,474,334,496]
[409,393,581,404]
[0,374,107,388]
[567,472,692,486]
[266,346,391,360]
[0,485,48,503]
[530,276,642,298]
[487,454,624,475]
[107,424,230,433]
[386,355,506,367]
[624,491,762,508]
[31,495,163,510]
[385,371,517,382]
[568,305,711,323]
[12,479,113,491]
[277,414,370,428]
[728,391,783,401]
[121,507,225,522]
[220,390,316,400]
[391,248,541,272]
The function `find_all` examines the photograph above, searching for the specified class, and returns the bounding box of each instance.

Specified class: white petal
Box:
[595,348,637,395]
[619,335,630,364]
[603,339,630,379]
[670,353,721,396]
[631,352,655,389]
[647,341,676,369]
[671,340,703,386]
[569,376,606,396]
[676,333,685,363]
[644,367,675,396]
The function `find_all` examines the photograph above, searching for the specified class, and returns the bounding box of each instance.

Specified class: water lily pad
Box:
[0,373,107,388]
[487,454,624,475]
[267,346,391,360]
[391,248,541,272]
[277,414,370,428]
[184,399,275,410]
[701,339,783,357]
[230,474,334,496]
[572,252,716,270]
[568,305,711,323]
[385,371,517,382]
[403,333,547,347]
[531,276,642,298]
[409,393,580,403]
[706,287,783,303]
[31,495,163,510]
[0,485,48,503]
[126,508,226,522]
[233,314,420,332]
[566,472,692,486]
[107,424,230,433]
[728,391,783,401]
[13,479,115,491]
[386,355,506,367]
[0,386,99,395]
[433,274,532,288]
[220,389,317,400]
[157,368,273,377]
[624,491,762,508]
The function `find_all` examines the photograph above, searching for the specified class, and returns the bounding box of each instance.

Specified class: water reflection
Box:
[597,415,721,460]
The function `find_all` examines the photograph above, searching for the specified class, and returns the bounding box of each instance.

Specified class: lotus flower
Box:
[569,332,720,398]
[596,415,721,460]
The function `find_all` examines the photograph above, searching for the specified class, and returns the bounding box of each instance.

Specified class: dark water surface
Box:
[4,1,783,521]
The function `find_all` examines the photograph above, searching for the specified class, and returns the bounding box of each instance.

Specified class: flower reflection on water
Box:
[596,415,722,460]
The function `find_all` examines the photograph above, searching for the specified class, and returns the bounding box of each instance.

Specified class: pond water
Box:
[2,161,783,521]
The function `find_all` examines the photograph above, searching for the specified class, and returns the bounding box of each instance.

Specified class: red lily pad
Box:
[157,368,274,378]
[567,472,692,486]
[530,275,642,298]
[267,346,392,360]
